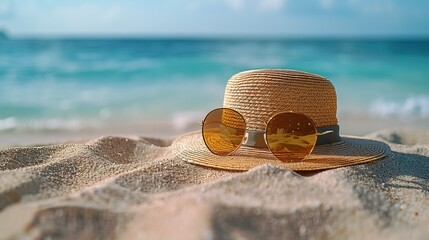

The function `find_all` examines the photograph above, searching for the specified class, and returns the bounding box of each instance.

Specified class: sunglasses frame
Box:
[201,107,334,161]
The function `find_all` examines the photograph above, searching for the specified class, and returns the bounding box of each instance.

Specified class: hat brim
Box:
[172,131,390,171]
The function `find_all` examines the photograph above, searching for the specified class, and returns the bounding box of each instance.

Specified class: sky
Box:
[0,0,428,37]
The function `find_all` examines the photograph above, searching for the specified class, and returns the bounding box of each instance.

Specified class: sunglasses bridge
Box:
[242,129,335,148]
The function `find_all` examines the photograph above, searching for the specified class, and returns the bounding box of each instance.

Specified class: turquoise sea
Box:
[1,38,428,134]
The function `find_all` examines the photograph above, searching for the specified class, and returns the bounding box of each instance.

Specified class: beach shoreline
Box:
[1,114,427,148]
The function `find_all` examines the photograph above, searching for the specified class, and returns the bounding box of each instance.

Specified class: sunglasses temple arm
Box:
[317,130,334,144]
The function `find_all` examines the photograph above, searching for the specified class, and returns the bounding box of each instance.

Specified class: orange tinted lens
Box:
[266,112,317,162]
[202,108,246,156]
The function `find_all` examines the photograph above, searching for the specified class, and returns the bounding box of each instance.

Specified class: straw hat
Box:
[172,69,389,171]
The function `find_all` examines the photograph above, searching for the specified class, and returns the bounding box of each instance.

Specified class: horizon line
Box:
[2,34,429,41]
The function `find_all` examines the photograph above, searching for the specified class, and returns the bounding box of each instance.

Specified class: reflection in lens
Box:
[202,108,246,156]
[266,112,317,162]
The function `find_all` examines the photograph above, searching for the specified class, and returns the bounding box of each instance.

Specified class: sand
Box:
[0,129,428,240]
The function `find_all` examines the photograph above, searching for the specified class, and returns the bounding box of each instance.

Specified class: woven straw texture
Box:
[173,69,390,171]
[224,69,338,130]
[173,131,389,171]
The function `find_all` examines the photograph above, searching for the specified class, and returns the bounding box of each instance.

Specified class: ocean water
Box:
[0,38,429,134]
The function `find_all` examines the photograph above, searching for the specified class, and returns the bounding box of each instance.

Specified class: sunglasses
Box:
[201,108,334,162]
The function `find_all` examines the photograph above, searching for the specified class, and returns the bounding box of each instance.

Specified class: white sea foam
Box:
[0,117,18,131]
[25,118,83,131]
[0,118,100,132]
[172,111,205,130]
[370,96,429,118]
[99,108,112,119]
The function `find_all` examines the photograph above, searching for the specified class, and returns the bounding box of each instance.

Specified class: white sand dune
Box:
[0,130,428,239]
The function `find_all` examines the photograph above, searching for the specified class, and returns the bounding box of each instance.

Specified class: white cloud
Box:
[48,4,125,26]
[319,0,335,9]
[259,0,285,11]
[2,0,427,36]
[0,1,12,17]
[347,0,397,15]
[185,2,202,12]
[361,2,396,15]
[224,0,245,11]
[223,0,285,12]
[100,7,122,23]
[7,2,131,34]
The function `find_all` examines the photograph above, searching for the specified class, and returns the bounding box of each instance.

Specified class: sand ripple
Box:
[0,131,428,239]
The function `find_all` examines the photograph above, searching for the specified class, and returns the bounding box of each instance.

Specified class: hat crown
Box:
[223,69,338,130]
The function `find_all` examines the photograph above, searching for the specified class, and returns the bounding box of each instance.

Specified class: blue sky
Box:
[0,0,428,37]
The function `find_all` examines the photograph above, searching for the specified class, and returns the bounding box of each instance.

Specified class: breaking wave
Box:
[370,96,429,118]
[0,117,100,132]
